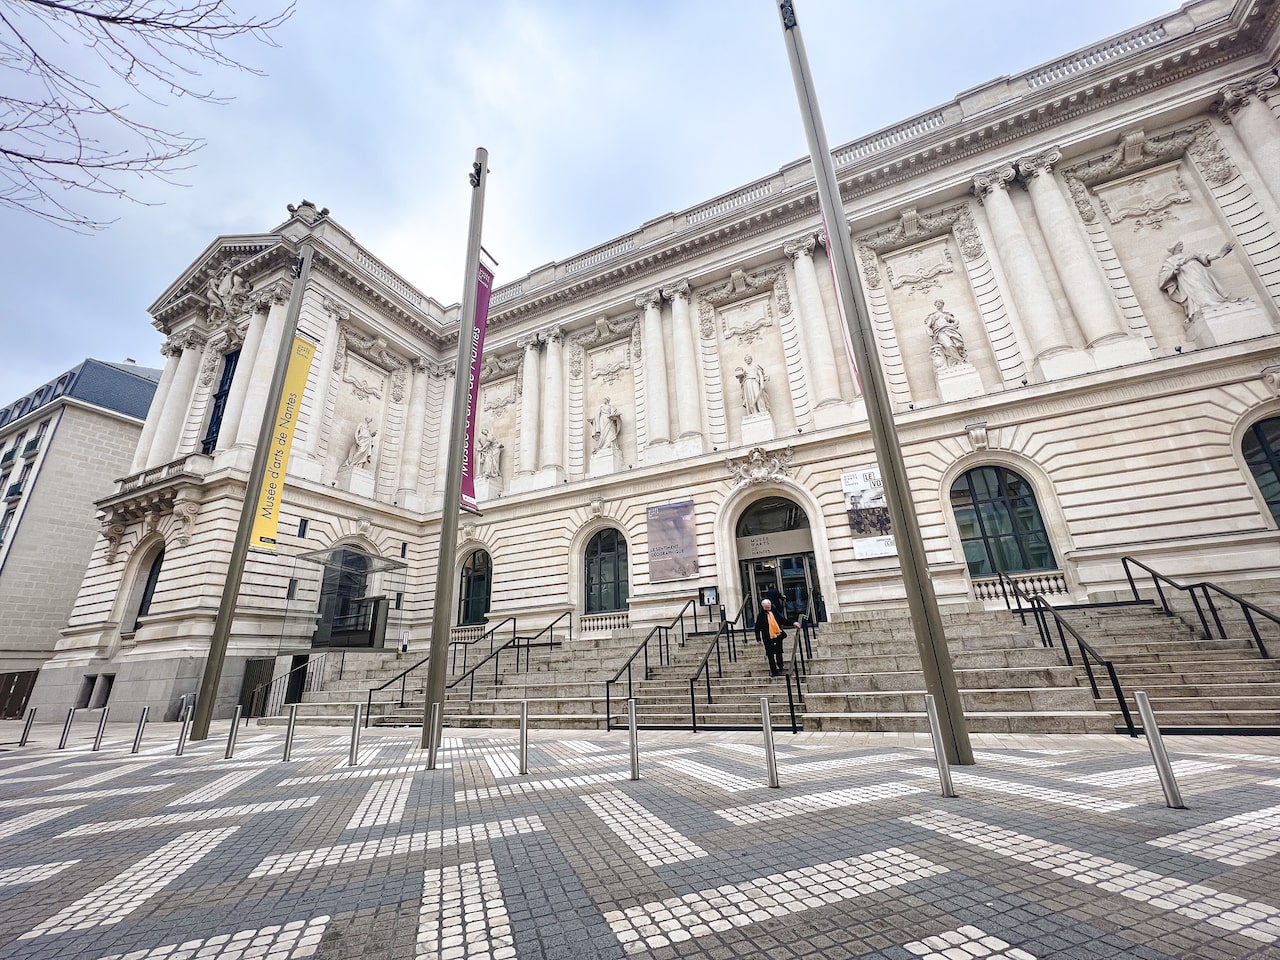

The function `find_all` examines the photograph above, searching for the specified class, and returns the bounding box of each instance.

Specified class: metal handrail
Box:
[449,617,517,673]
[247,652,328,719]
[1122,557,1277,659]
[605,599,705,730]
[787,615,816,698]
[688,622,736,732]
[999,575,1136,736]
[447,611,571,701]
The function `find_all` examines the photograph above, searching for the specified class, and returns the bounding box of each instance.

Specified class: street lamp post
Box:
[776,0,973,764]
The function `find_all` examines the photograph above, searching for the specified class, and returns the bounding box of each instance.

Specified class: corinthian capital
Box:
[1016,148,1062,181]
[783,234,818,261]
[164,329,207,355]
[971,164,1016,199]
[516,332,542,351]
[543,325,564,345]
[1217,69,1280,117]
[635,289,662,310]
[660,279,691,303]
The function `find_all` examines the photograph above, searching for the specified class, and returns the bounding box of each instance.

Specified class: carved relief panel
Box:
[584,341,636,465]
[478,375,518,485]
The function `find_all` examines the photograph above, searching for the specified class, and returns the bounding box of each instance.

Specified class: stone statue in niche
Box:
[924,299,967,368]
[343,417,378,468]
[590,398,622,453]
[1158,241,1245,322]
[735,355,770,416]
[476,427,503,479]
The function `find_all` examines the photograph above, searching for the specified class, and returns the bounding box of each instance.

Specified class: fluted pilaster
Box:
[637,290,669,447]
[785,235,842,408]
[397,359,429,500]
[660,280,703,439]
[539,329,565,471]
[516,335,542,474]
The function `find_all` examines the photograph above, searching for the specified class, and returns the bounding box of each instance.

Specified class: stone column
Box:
[235,292,289,448]
[785,235,844,413]
[397,359,429,504]
[215,305,266,452]
[130,346,180,472]
[637,289,670,451]
[432,365,455,496]
[660,279,705,454]
[537,329,566,481]
[1017,150,1148,368]
[1218,70,1280,205]
[515,334,542,476]
[145,331,205,468]
[302,310,339,460]
[973,166,1091,380]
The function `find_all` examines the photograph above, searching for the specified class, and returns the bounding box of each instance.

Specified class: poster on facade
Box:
[647,500,698,582]
[250,336,317,550]
[841,466,897,559]
[460,251,496,512]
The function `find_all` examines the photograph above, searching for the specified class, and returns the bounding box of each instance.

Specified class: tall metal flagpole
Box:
[191,242,316,742]
[421,148,489,750]
[776,1,973,764]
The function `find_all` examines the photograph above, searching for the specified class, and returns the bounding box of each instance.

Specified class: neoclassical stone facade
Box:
[30,0,1280,717]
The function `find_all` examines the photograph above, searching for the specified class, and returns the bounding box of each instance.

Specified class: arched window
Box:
[133,547,165,630]
[950,466,1054,576]
[1243,415,1280,525]
[584,529,628,613]
[458,550,492,625]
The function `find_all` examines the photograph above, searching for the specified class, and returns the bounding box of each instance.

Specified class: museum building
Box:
[26,0,1280,719]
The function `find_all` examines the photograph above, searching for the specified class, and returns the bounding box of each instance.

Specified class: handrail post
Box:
[348,704,362,766]
[924,694,957,798]
[605,682,613,732]
[628,698,640,780]
[19,706,36,746]
[225,706,242,758]
[1135,691,1185,809]
[689,678,698,733]
[1108,663,1137,737]
[132,706,149,753]
[92,706,110,751]
[519,700,529,775]
[366,690,374,728]
[57,707,75,749]
[761,697,780,788]
[784,675,799,733]
[282,703,298,761]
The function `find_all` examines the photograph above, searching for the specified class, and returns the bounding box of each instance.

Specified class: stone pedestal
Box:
[474,477,502,502]
[934,363,984,403]
[509,469,559,494]
[1034,347,1094,382]
[1188,300,1275,347]
[740,412,775,446]
[587,447,623,478]
[670,435,706,460]
[338,465,376,499]
[1089,334,1151,369]
[642,440,676,466]
[813,400,859,430]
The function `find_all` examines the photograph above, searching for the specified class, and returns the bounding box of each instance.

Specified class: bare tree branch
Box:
[0,0,293,230]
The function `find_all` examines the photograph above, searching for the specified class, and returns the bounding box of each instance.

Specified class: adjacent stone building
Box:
[29,0,1280,719]
[0,360,160,716]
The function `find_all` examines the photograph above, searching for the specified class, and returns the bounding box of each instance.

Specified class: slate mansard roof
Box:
[0,360,163,432]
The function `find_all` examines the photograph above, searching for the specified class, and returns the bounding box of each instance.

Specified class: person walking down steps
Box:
[755,598,788,677]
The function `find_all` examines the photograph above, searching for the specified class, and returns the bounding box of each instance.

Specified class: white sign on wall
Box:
[841,467,897,560]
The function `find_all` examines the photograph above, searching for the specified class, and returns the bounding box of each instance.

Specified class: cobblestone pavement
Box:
[2,718,1279,959]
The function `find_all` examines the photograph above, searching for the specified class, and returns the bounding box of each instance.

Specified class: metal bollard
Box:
[427,703,443,770]
[518,700,529,775]
[225,706,242,759]
[924,694,957,798]
[57,708,76,750]
[132,706,149,754]
[19,707,36,746]
[628,698,640,781]
[348,703,362,767]
[175,708,193,756]
[282,704,299,761]
[92,707,110,752]
[1135,691,1185,809]
[761,697,780,789]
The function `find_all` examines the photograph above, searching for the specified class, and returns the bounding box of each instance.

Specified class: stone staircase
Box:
[800,607,1117,734]
[1056,602,1280,734]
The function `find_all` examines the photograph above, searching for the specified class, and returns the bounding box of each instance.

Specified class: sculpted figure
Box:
[1158,241,1243,322]
[590,397,622,453]
[205,266,251,320]
[924,299,967,368]
[735,355,770,416]
[476,427,503,479]
[344,417,377,468]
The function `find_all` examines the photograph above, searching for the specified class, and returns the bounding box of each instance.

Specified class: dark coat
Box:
[763,587,789,625]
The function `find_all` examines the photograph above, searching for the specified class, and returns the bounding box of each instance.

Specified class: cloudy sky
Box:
[0,0,1178,400]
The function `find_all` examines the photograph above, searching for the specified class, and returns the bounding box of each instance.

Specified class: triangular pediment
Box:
[148,233,289,320]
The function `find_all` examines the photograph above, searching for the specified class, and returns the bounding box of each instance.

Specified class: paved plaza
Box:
[1,717,1278,960]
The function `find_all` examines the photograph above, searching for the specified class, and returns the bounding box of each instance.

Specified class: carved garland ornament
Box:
[1060,122,1234,224]
[568,314,639,379]
[333,322,410,402]
[695,266,792,340]
[855,203,983,289]
[725,445,795,487]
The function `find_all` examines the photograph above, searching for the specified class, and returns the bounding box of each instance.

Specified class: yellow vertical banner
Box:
[250,337,316,550]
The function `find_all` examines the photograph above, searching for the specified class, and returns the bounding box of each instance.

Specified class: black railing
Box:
[1123,557,1277,659]
[605,599,709,730]
[998,574,1136,736]
[446,611,571,702]
[247,652,328,719]
[687,622,739,731]
[787,615,817,698]
[449,617,518,673]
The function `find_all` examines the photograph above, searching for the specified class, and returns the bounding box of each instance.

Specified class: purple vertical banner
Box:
[460,255,495,511]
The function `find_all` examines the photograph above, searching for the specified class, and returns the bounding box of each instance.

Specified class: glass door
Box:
[741,553,815,625]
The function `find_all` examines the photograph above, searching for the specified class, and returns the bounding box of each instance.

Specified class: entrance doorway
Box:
[735,496,822,623]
